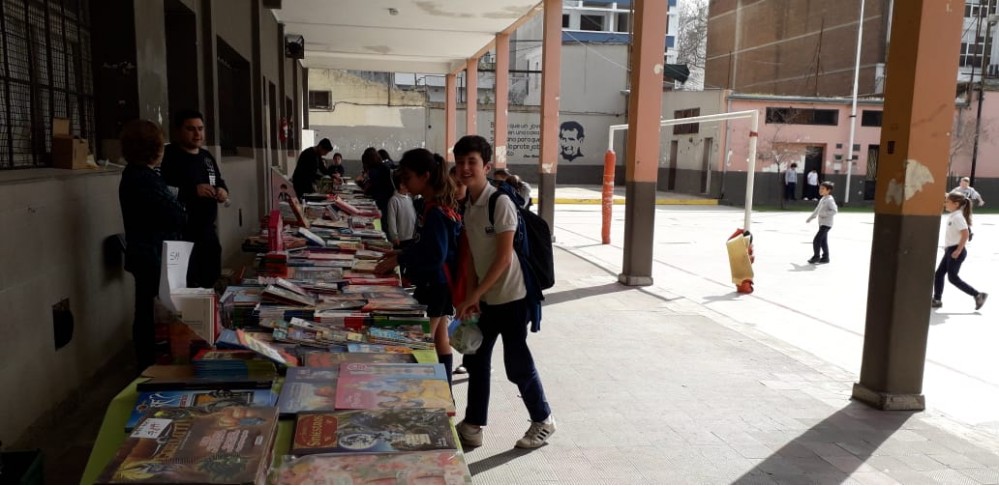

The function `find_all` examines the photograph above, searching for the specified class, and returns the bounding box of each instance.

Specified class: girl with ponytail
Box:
[374,148,462,385]
[932,192,987,310]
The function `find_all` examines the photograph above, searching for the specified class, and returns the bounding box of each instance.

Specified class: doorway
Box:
[864,144,879,200]
[803,145,824,199]
[668,140,679,191]
[701,138,713,193]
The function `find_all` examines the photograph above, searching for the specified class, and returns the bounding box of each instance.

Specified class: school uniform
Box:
[933,211,980,300]
[462,183,551,426]
[386,192,416,246]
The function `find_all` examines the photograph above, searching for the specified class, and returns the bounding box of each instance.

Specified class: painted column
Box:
[538,0,563,230]
[494,33,510,169]
[852,0,965,411]
[618,0,668,287]
[466,58,478,136]
[445,72,457,162]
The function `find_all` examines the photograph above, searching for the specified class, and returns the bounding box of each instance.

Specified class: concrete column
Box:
[494,33,510,169]
[852,0,965,411]
[466,58,478,136]
[619,0,668,287]
[445,73,458,162]
[538,0,563,230]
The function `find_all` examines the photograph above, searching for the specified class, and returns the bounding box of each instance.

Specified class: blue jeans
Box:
[934,246,979,300]
[464,298,551,426]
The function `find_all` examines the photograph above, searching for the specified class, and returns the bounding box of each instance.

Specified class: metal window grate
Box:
[0,0,94,169]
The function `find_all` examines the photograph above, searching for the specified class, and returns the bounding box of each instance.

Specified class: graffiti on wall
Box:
[559,121,585,162]
[506,122,542,159]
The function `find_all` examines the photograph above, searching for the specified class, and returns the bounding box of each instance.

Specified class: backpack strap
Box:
[487,191,504,227]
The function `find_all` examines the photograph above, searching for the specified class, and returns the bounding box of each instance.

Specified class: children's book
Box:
[277,367,339,416]
[273,451,472,485]
[335,363,454,414]
[303,351,415,368]
[346,343,414,354]
[101,406,279,484]
[125,389,277,431]
[291,408,456,455]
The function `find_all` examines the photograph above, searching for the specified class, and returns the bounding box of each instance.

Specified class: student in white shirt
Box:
[805,169,820,200]
[950,177,986,207]
[385,171,416,247]
[452,135,554,450]
[784,162,799,201]
[932,192,987,310]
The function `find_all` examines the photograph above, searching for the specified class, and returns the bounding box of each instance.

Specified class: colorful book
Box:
[304,352,416,367]
[125,389,277,431]
[102,406,280,484]
[273,451,472,485]
[347,343,414,354]
[292,408,456,455]
[277,367,339,416]
[335,364,454,414]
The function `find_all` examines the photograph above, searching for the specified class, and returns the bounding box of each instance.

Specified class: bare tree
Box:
[675,0,708,90]
[758,110,809,207]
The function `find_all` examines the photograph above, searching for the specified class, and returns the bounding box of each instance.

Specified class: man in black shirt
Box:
[161,110,229,289]
[293,138,333,198]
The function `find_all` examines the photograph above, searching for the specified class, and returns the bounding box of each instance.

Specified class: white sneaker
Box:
[515,416,556,449]
[456,421,483,448]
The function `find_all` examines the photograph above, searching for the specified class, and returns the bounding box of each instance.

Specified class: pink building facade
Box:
[661,90,999,205]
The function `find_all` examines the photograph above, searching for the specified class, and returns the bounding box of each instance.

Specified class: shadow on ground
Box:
[543,282,634,306]
[734,402,915,484]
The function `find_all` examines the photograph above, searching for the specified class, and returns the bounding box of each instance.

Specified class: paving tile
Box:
[922,469,980,485]
[958,468,999,484]
[849,471,902,484]
[928,452,988,469]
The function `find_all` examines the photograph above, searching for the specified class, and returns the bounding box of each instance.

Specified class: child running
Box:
[932,192,988,310]
[806,181,838,264]
[374,148,462,384]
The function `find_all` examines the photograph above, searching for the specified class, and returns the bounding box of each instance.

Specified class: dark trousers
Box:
[934,246,979,300]
[812,225,831,259]
[464,298,551,426]
[130,267,160,370]
[785,182,797,201]
[187,231,222,289]
[805,184,819,199]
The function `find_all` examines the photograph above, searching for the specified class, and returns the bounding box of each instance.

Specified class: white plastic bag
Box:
[450,315,483,355]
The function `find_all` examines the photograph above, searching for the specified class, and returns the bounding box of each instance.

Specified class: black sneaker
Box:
[931,299,943,308]
[976,293,988,311]
[808,257,820,264]
[818,257,830,264]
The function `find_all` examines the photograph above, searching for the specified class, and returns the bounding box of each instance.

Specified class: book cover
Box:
[125,389,277,431]
[101,406,279,484]
[277,367,339,416]
[273,451,472,485]
[291,408,456,455]
[346,343,414,354]
[335,364,453,414]
[303,351,415,368]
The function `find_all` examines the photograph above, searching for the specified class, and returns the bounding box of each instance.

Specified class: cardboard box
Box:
[52,117,91,169]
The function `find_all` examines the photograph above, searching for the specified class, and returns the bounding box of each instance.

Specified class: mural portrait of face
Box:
[559,121,585,162]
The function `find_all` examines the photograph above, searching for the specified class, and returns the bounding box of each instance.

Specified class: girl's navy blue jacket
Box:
[397,205,461,287]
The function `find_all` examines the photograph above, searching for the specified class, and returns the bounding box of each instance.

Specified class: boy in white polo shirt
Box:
[452,135,555,450]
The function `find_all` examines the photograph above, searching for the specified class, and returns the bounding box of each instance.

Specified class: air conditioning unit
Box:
[285,35,305,60]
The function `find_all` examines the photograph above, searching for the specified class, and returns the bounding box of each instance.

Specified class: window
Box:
[309,90,332,110]
[959,41,986,68]
[615,12,631,32]
[673,108,700,135]
[217,38,252,155]
[765,107,839,126]
[562,14,569,28]
[861,110,882,127]
[1,0,95,168]
[580,14,605,31]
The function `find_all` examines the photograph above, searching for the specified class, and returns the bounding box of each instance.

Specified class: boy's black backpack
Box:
[488,182,555,291]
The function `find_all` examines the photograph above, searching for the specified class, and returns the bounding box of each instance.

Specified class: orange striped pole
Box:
[602,150,615,244]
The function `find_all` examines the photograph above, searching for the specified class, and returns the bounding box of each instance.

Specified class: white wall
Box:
[0,170,132,443]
